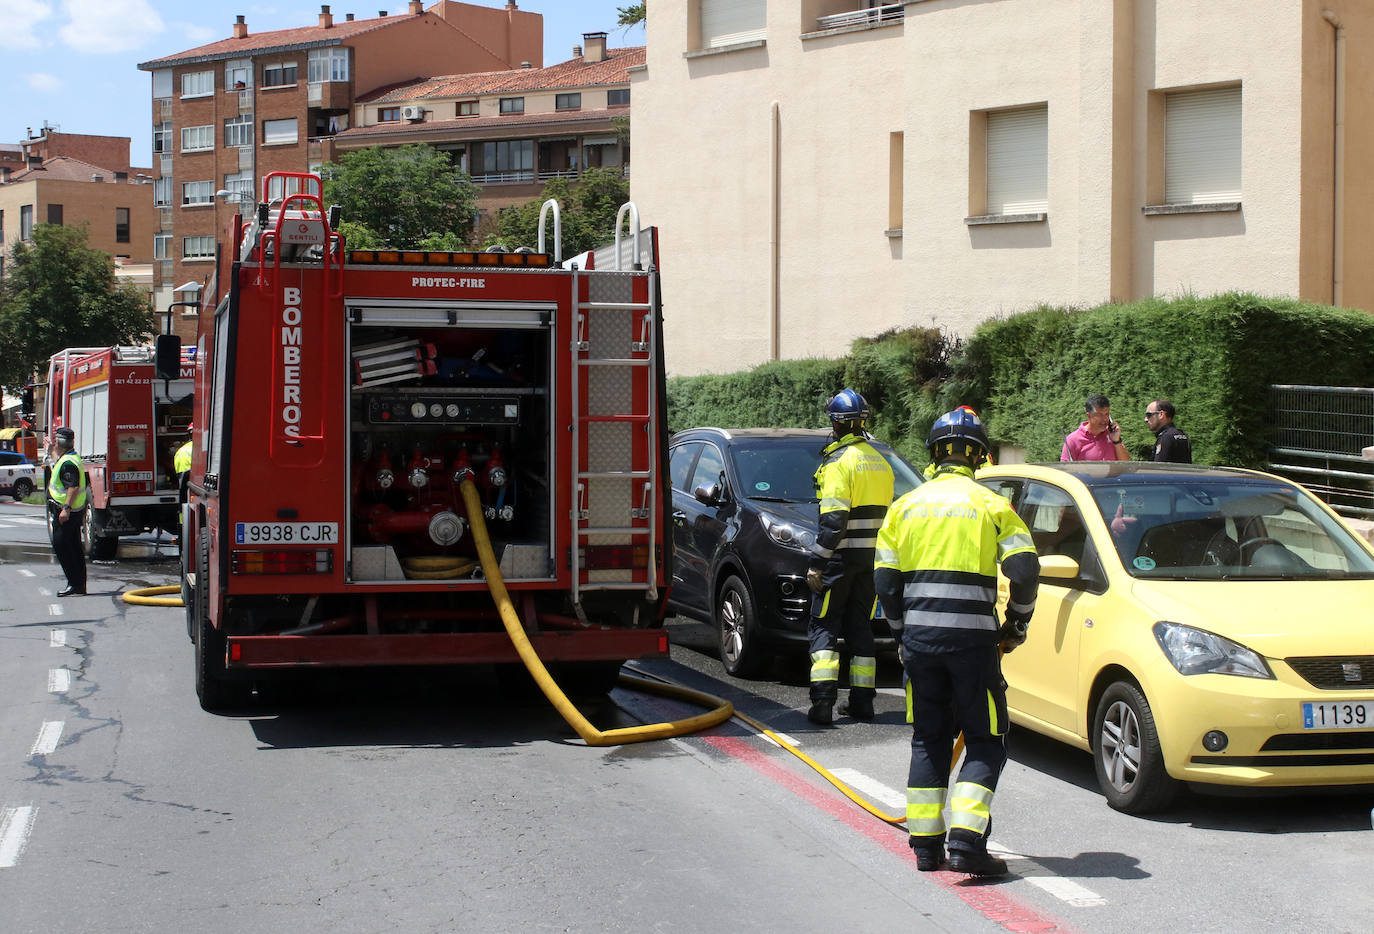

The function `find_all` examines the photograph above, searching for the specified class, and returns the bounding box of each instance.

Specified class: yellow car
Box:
[977,462,1374,813]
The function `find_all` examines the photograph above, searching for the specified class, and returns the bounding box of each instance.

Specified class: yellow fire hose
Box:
[121,584,184,606]
[458,478,735,745]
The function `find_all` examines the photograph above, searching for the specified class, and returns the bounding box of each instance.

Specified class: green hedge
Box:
[665,293,1374,470]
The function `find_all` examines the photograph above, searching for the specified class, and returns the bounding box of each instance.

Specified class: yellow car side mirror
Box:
[1039,553,1081,580]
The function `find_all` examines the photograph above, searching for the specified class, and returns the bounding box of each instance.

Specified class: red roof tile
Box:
[138,13,420,69]
[359,47,644,103]
[4,156,153,183]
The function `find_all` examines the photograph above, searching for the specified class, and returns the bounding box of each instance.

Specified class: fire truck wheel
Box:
[84,508,118,560]
[716,575,766,679]
[195,529,242,710]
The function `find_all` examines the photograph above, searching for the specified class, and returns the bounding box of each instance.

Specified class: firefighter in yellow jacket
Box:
[804,389,894,725]
[875,407,1039,876]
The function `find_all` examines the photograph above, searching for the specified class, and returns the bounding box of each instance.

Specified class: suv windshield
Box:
[730,437,922,503]
[1089,479,1374,580]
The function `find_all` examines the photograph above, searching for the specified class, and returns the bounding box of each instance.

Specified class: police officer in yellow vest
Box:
[874,407,1038,876]
[804,389,895,725]
[46,426,88,596]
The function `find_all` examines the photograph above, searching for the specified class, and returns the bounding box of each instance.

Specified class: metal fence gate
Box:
[1266,385,1374,518]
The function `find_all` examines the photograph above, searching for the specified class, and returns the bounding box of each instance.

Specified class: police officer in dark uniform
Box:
[1147,400,1192,463]
[804,389,895,725]
[875,407,1039,876]
[46,426,88,596]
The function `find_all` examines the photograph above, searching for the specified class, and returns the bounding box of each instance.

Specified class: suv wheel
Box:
[12,478,34,500]
[716,574,765,678]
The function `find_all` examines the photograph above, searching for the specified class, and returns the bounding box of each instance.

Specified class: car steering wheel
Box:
[1238,536,1283,563]
[1201,530,1239,567]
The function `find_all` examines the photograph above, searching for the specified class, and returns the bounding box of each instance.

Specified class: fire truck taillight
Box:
[231,550,334,575]
[580,544,650,571]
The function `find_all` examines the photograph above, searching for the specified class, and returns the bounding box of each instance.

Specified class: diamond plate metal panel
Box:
[587,421,631,473]
[586,476,631,527]
[588,365,633,417]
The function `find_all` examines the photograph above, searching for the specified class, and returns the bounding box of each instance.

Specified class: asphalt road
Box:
[1,499,1371,933]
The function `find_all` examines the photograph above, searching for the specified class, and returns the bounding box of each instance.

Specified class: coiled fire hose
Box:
[121,584,183,606]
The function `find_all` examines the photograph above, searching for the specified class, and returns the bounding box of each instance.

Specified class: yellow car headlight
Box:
[1152,621,1273,679]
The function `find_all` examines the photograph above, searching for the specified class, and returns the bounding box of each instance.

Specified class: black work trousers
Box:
[903,643,1008,846]
[808,556,877,704]
[50,505,87,592]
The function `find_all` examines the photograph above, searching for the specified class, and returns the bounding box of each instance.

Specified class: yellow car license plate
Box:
[1302,700,1373,729]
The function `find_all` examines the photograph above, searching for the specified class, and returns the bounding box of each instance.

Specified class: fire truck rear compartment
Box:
[346,316,553,584]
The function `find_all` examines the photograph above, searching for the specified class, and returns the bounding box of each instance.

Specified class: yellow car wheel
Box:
[1093,681,1180,814]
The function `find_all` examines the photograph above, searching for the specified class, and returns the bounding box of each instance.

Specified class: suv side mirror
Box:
[155,334,182,380]
[693,483,723,506]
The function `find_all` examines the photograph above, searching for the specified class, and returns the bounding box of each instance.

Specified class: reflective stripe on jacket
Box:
[874,463,1035,650]
[811,434,895,563]
[48,451,89,511]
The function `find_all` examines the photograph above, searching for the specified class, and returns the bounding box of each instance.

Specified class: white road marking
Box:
[17,568,35,577]
[0,806,37,869]
[829,768,906,810]
[47,669,71,693]
[876,686,906,698]
[49,630,67,647]
[759,729,802,749]
[48,604,64,617]
[1025,875,1108,908]
[30,722,63,757]
[5,516,45,526]
[38,587,52,597]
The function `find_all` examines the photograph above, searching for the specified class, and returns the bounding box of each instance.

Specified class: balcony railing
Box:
[472,170,536,184]
[817,2,904,31]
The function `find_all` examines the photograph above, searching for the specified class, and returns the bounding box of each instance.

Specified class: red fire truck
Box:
[43,344,195,557]
[178,172,671,709]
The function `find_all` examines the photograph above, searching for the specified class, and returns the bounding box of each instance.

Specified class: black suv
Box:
[667,427,923,677]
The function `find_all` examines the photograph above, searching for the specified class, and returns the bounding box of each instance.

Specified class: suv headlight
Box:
[759,512,816,553]
[1152,621,1273,679]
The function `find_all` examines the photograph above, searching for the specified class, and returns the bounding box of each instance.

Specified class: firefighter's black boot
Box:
[807,701,834,725]
[947,829,1007,876]
[842,688,875,721]
[910,835,945,872]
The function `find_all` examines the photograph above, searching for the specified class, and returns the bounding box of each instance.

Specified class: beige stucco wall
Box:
[632,6,904,375]
[635,0,1374,377]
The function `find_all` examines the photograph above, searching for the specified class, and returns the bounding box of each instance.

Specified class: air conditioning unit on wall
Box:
[401,105,424,122]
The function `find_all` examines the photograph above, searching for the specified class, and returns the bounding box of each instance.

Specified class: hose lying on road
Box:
[460,477,735,746]
[121,584,183,607]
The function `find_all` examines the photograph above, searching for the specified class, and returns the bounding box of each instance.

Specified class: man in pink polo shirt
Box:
[1061,394,1129,462]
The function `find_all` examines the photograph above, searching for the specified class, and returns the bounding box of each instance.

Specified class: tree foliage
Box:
[319,144,479,249]
[0,223,155,392]
[483,168,632,258]
[617,3,646,26]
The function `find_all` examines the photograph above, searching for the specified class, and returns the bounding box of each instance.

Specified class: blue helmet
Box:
[927,406,990,464]
[825,388,869,427]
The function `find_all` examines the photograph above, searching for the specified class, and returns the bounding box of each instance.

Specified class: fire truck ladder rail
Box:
[568,264,661,604]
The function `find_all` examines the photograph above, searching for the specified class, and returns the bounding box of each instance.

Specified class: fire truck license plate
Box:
[1302,700,1372,729]
[235,522,338,544]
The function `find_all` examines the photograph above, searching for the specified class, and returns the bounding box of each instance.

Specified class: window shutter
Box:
[987,105,1048,214]
[263,118,298,145]
[1165,86,1241,204]
[701,0,766,48]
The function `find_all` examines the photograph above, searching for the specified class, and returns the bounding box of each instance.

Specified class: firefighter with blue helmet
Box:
[875,406,1039,875]
[805,388,895,725]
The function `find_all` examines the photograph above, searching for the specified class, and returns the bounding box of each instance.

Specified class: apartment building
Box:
[136,1,542,341]
[332,32,638,234]
[0,137,155,283]
[630,0,1374,376]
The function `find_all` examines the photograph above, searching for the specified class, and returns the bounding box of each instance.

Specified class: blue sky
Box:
[0,0,644,165]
